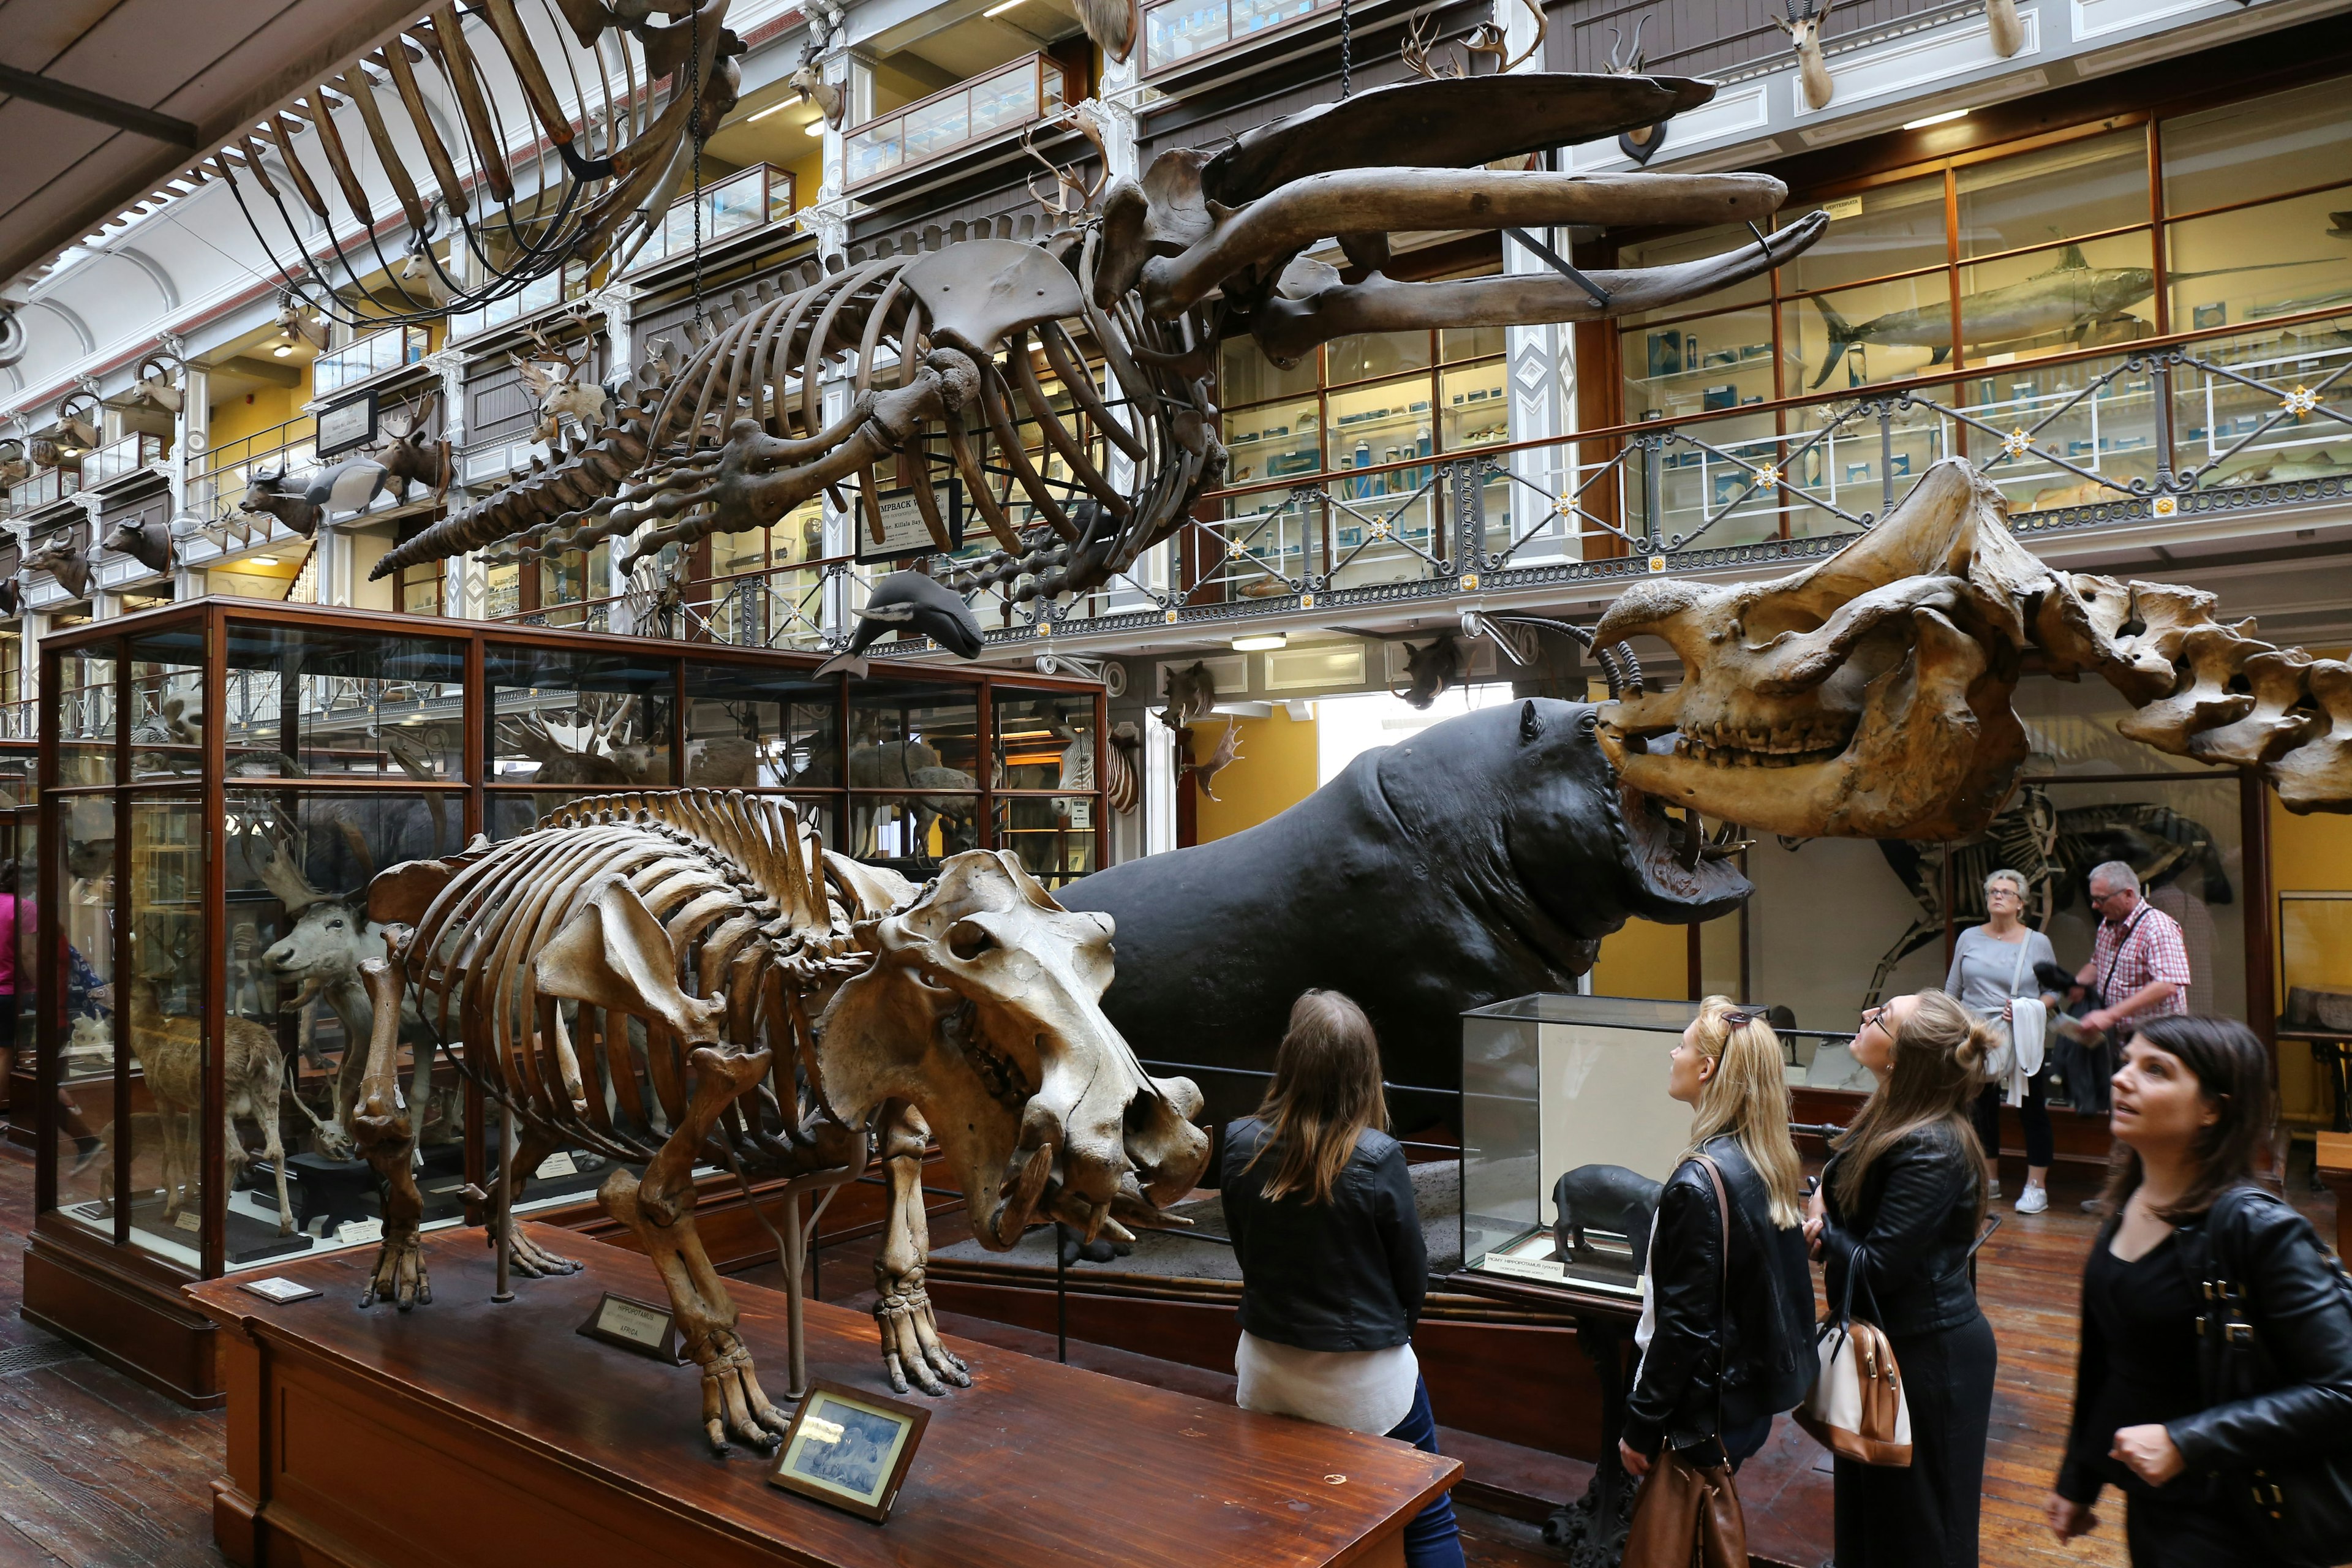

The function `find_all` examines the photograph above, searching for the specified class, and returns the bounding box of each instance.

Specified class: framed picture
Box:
[768,1380,930,1522]
[316,391,377,458]
[853,478,963,564]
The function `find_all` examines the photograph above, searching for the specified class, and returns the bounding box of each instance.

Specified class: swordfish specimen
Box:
[354,790,1209,1452]
[372,72,1829,614]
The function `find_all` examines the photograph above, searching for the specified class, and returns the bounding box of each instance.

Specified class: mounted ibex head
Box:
[53,393,102,454]
[274,293,330,350]
[0,439,26,489]
[1985,0,2024,58]
[127,354,183,415]
[787,39,846,129]
[1771,0,1836,113]
[1606,16,1671,165]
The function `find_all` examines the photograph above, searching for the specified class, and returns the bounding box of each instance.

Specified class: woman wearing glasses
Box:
[1804,992,1999,1568]
[1618,998,1815,1483]
[1946,869,2060,1214]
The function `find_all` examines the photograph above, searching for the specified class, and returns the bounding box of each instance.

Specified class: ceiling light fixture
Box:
[747,99,796,123]
[1232,632,1287,652]
[984,0,1023,13]
[1902,108,1968,130]
[804,118,826,137]
[251,554,280,566]
[271,342,294,356]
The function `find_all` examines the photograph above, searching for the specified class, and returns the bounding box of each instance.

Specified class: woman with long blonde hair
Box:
[1619,997,1815,1484]
[1223,990,1463,1568]
[1803,990,1999,1568]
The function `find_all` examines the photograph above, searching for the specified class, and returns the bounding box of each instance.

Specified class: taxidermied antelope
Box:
[1773,0,1836,113]
[1607,17,1672,165]
[512,328,610,442]
[1986,0,2024,59]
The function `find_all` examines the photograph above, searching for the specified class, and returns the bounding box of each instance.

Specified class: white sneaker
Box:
[2015,1184,2048,1215]
[1987,1178,2002,1200]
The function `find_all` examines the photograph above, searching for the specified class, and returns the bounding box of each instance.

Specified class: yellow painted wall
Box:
[208,378,306,451]
[1592,918,1687,1001]
[2269,647,2352,1123]
[1192,709,1318,842]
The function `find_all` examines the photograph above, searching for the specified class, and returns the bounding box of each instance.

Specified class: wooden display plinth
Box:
[186,1224,1455,1568]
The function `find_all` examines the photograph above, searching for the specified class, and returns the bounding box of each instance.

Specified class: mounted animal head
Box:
[127,355,183,415]
[1986,0,2024,58]
[1157,660,1217,731]
[1404,0,1545,81]
[1074,0,1140,63]
[22,532,92,600]
[239,466,322,537]
[376,391,453,503]
[819,850,1210,1250]
[102,512,174,575]
[1596,459,2352,842]
[1771,0,1836,111]
[513,331,609,441]
[787,48,846,129]
[274,295,331,350]
[1606,17,1671,164]
[1398,633,1465,710]
[0,439,27,489]
[246,818,377,992]
[53,393,102,454]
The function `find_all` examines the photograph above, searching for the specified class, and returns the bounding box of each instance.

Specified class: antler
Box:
[1021,106,1110,218]
[1463,0,1547,74]
[1400,8,1460,80]
[245,809,333,914]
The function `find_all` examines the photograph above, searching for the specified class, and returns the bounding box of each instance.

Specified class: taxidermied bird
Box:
[814,570,986,678]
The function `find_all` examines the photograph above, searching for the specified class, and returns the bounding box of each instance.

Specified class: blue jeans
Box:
[1384,1376,1465,1568]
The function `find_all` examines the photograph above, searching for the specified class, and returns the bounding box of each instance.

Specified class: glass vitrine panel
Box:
[684,662,839,788]
[1621,305,1779,423]
[487,643,674,790]
[216,622,467,780]
[992,796,1098,888]
[848,679,980,788]
[52,800,116,1241]
[1957,129,2148,258]
[992,692,1094,791]
[1779,175,1947,296]
[2166,184,2352,334]
[58,649,116,786]
[1781,271,1953,391]
[2162,74,2352,217]
[1957,231,2157,368]
[124,796,216,1267]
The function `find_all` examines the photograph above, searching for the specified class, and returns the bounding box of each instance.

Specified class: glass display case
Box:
[1460,994,1711,1298]
[25,597,1104,1400]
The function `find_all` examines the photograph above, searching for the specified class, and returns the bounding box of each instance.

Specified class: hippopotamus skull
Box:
[819,850,1209,1251]
[1598,459,2352,838]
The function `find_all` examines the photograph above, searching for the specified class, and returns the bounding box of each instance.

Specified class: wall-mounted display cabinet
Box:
[24,597,1105,1404]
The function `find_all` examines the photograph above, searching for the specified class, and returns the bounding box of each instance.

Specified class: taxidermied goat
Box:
[240,457,396,537]
[127,354,183,415]
[21,533,92,600]
[787,53,845,127]
[1986,0,2024,58]
[1773,0,1836,112]
[1607,18,1672,164]
[102,513,174,575]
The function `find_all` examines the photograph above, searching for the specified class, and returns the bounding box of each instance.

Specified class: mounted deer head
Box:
[1607,17,1672,165]
[1772,0,1836,113]
[511,327,608,442]
[1022,106,1112,223]
[376,391,453,504]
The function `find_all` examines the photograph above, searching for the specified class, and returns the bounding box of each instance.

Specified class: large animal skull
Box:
[819,851,1208,1250]
[1598,459,2352,838]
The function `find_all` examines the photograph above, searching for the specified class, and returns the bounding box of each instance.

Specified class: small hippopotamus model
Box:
[1551,1163,1664,1270]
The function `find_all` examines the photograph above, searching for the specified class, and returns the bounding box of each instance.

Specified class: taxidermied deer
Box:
[113,973,295,1237]
[512,328,609,442]
[374,391,453,504]
[1607,17,1672,165]
[1022,107,1110,225]
[1403,0,1545,80]
[1773,0,1836,113]
[1986,0,2024,58]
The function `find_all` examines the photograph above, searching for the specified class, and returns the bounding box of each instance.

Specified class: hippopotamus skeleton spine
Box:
[355,788,1208,1453]
[372,72,1828,605]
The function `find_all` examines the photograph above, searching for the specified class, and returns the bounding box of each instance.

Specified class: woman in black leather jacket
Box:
[1619,997,1814,1480]
[2047,1014,2352,1567]
[1804,989,1997,1568]
[1224,990,1462,1568]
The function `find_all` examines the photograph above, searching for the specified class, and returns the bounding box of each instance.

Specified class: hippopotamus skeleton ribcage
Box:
[375,235,1219,608]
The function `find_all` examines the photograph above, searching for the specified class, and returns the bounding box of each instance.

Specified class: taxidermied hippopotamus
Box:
[1552,1164,1662,1269]
[1061,697,1748,1117]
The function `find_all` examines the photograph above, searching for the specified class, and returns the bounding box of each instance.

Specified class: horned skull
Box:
[1598,460,2352,840]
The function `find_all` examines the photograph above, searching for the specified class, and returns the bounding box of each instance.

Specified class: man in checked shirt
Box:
[2075,860,2193,1038]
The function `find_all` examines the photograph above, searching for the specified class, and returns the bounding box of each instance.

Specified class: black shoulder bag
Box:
[2173,1184,2352,1564]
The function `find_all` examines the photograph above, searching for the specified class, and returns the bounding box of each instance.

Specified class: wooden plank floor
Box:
[0,1139,2332,1567]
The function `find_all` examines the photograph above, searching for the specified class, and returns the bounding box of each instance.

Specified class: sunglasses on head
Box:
[1720,1009,1762,1030]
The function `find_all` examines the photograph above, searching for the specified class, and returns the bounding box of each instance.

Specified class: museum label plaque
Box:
[575,1291,687,1363]
[768,1379,932,1522]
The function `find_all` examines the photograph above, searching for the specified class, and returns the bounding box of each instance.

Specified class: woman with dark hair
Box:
[2046,1015,2352,1567]
[1224,989,1461,1568]
[1803,989,1999,1568]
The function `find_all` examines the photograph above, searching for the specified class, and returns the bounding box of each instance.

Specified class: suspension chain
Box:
[1340,0,1352,98]
[688,2,706,330]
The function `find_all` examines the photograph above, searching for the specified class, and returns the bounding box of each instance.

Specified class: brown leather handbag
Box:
[1621,1155,1749,1568]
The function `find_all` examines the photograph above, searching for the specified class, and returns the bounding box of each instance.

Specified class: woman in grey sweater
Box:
[1945,869,2059,1213]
